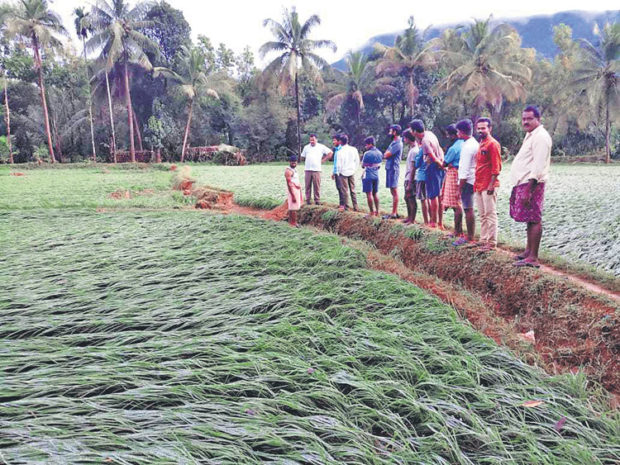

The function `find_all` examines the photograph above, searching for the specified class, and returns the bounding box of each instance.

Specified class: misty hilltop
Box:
[332,9,620,69]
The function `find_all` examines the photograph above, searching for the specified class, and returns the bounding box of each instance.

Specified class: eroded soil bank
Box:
[297,206,619,397]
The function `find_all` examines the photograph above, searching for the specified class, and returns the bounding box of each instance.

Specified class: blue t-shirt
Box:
[362,147,383,180]
[414,147,426,181]
[444,139,463,169]
[385,138,403,171]
[332,145,341,175]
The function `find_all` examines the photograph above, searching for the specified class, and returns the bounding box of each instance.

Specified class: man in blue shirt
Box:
[361,136,383,216]
[383,124,403,219]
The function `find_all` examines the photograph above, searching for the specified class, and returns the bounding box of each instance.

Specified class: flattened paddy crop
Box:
[192,162,620,275]
[1,210,618,464]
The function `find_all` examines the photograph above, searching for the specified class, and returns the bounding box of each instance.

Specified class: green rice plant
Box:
[404,225,425,241]
[1,210,618,464]
[236,196,282,210]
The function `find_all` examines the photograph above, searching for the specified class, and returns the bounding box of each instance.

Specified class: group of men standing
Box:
[285,105,551,268]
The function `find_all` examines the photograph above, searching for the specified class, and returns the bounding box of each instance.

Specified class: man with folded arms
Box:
[383,124,403,219]
[361,136,383,216]
[510,106,552,268]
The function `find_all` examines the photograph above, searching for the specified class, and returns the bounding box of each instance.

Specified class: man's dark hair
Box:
[409,119,425,133]
[332,133,340,140]
[364,136,375,146]
[338,134,349,145]
[289,155,298,162]
[402,129,417,142]
[445,124,457,136]
[456,119,472,135]
[476,117,492,128]
[523,105,541,119]
[308,133,317,138]
[389,124,402,135]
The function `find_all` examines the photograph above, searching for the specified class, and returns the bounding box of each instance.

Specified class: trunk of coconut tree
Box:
[605,96,610,164]
[294,73,302,157]
[3,73,13,164]
[181,98,194,163]
[52,113,63,163]
[123,58,135,163]
[81,36,97,163]
[407,72,415,117]
[132,108,143,152]
[104,70,117,163]
[32,35,55,163]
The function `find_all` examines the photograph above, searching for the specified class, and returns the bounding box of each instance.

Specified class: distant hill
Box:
[332,10,620,70]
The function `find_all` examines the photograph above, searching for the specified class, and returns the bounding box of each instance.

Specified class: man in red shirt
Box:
[474,118,502,251]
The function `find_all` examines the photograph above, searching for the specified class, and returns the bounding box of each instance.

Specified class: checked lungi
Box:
[441,166,461,208]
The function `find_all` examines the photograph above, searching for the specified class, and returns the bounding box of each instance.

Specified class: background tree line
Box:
[0,0,617,164]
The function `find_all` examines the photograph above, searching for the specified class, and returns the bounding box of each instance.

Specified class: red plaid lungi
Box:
[441,166,461,208]
[510,182,545,223]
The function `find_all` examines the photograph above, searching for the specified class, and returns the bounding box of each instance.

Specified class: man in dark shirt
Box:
[383,124,403,219]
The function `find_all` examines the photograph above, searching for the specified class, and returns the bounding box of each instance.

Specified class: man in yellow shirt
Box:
[510,106,552,268]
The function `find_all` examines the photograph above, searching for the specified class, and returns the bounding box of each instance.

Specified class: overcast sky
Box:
[54,0,618,63]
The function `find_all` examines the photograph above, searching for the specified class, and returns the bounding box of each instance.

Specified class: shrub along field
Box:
[191,162,620,276]
[1,207,619,464]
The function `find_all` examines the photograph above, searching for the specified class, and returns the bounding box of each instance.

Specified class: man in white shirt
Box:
[300,134,332,205]
[510,106,552,268]
[335,134,360,211]
[453,119,480,246]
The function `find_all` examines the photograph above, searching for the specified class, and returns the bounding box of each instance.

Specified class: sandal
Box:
[513,260,540,268]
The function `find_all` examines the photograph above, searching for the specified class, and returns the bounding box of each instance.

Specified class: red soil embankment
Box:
[297,206,619,395]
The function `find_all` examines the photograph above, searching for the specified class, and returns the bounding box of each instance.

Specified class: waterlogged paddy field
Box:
[192,163,620,275]
[1,206,619,463]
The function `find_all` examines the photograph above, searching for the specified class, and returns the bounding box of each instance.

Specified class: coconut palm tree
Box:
[326,52,372,122]
[570,22,619,163]
[431,17,532,123]
[376,16,436,118]
[154,45,219,162]
[326,51,396,144]
[87,0,159,162]
[260,7,336,156]
[74,7,97,162]
[6,0,67,163]
[0,4,13,163]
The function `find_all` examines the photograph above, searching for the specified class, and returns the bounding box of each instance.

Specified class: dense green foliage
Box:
[0,1,617,163]
[1,203,618,463]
